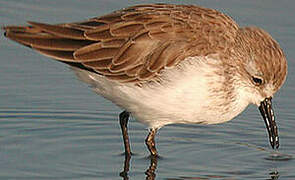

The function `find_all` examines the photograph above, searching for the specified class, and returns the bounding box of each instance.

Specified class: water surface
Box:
[0,0,294,179]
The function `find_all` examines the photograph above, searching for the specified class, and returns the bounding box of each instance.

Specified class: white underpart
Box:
[72,56,251,129]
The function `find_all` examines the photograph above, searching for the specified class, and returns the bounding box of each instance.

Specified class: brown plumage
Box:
[4,4,241,83]
[3,3,288,156]
[4,4,286,88]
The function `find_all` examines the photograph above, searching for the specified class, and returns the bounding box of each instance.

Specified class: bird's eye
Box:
[252,76,263,85]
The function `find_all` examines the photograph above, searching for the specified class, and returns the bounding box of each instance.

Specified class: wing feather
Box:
[6,31,92,51]
[74,42,119,62]
[27,21,86,40]
[36,49,75,61]
[4,4,239,84]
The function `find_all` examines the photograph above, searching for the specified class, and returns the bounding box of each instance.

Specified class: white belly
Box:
[72,56,250,129]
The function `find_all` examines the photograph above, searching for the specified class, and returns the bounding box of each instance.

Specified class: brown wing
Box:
[3,4,239,84]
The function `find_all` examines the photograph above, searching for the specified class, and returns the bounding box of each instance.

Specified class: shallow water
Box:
[0,0,295,179]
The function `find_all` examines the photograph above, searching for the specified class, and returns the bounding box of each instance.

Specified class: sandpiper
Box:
[3,4,287,157]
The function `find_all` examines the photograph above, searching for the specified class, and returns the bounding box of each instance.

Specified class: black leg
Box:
[145,128,158,157]
[119,111,132,157]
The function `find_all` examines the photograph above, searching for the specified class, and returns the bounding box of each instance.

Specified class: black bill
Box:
[258,97,279,149]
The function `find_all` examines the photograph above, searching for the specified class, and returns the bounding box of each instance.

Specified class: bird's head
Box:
[232,27,287,149]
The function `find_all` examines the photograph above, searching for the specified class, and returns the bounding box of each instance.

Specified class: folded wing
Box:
[4,4,239,84]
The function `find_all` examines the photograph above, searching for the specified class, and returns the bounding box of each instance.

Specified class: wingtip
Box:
[27,21,52,28]
[2,25,21,38]
[1,25,20,38]
[27,21,39,26]
[2,26,8,37]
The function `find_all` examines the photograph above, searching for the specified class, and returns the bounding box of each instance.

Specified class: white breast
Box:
[72,56,250,129]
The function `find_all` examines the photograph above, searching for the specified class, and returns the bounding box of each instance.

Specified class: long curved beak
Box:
[258,97,279,149]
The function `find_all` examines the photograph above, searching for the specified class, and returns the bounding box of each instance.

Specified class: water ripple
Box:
[265,152,293,161]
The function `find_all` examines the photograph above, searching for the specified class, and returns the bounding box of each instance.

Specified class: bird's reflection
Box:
[268,170,279,180]
[119,155,131,180]
[145,156,158,180]
[119,154,280,180]
[119,155,158,180]
[179,169,280,180]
